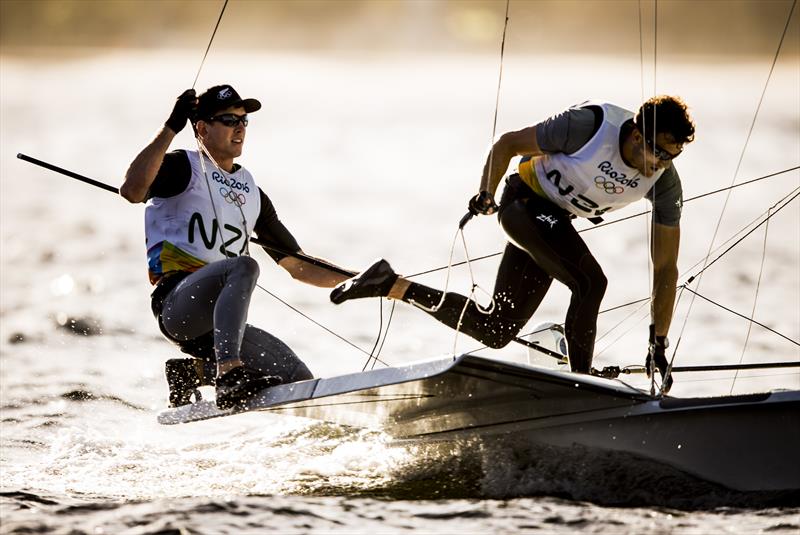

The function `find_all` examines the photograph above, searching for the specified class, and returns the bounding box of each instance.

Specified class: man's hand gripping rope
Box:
[459,191,499,229]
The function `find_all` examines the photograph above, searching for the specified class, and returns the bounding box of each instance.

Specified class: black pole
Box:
[610,361,800,375]
[18,153,120,194]
[671,361,800,373]
[17,152,355,277]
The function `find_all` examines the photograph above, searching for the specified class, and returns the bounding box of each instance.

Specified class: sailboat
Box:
[18,1,800,495]
[156,340,799,492]
[154,1,800,494]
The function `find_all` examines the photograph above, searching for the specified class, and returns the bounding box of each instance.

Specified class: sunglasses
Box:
[643,135,682,162]
[207,113,249,127]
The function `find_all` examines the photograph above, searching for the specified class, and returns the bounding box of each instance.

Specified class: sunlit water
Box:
[1,50,799,533]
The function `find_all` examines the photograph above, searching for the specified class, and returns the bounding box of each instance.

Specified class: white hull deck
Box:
[158,355,800,492]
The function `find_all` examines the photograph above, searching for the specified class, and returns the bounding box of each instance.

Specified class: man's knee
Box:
[232,255,260,281]
[593,269,608,297]
[574,258,607,301]
[481,321,523,349]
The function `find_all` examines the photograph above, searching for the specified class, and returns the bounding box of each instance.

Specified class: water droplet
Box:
[50,274,75,296]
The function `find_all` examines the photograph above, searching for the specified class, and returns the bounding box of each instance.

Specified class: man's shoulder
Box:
[165,148,189,159]
[148,150,192,199]
[536,103,605,154]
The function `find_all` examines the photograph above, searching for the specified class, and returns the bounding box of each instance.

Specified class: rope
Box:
[407,228,465,313]
[408,0,509,356]
[451,229,496,357]
[194,137,240,256]
[188,0,247,258]
[362,299,396,371]
[367,301,396,371]
[406,226,495,356]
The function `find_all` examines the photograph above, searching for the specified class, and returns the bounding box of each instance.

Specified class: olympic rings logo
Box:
[219,187,246,206]
[594,176,624,195]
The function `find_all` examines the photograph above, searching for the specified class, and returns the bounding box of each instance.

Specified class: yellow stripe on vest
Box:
[517,158,547,198]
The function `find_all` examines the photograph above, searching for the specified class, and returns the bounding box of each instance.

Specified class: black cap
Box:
[195,84,261,120]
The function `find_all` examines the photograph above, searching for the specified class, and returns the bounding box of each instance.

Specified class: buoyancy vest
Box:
[519,101,665,219]
[144,150,261,283]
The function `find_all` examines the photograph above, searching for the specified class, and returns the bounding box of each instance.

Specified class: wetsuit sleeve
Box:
[253,188,302,263]
[646,165,683,226]
[534,105,602,154]
[146,150,191,199]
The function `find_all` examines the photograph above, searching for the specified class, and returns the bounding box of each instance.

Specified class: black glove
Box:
[468,191,499,216]
[646,324,673,393]
[165,89,197,134]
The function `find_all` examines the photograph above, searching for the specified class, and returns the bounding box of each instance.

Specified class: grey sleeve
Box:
[534,106,598,154]
[646,166,683,226]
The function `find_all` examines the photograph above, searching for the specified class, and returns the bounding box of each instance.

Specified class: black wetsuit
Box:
[400,105,683,373]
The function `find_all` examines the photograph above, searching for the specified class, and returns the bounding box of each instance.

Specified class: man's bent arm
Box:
[479,125,543,195]
[120,127,176,203]
[651,223,680,337]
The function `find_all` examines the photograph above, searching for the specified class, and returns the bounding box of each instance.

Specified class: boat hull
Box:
[158,354,800,492]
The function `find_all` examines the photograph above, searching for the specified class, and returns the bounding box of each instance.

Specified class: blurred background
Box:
[1,0,796,58]
[0,0,798,514]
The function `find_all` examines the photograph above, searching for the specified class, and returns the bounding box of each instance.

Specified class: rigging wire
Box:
[643,0,661,393]
[194,136,244,256]
[602,188,799,344]
[638,1,645,105]
[519,187,800,355]
[257,283,391,367]
[405,0,509,357]
[484,0,511,179]
[404,165,799,279]
[308,181,796,370]
[192,0,230,90]
[191,1,251,260]
[448,0,510,356]
[180,0,798,374]
[595,186,799,358]
[637,0,654,334]
[669,0,798,375]
[594,299,650,356]
[653,0,658,94]
[185,0,398,371]
[685,187,799,284]
[684,287,799,348]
